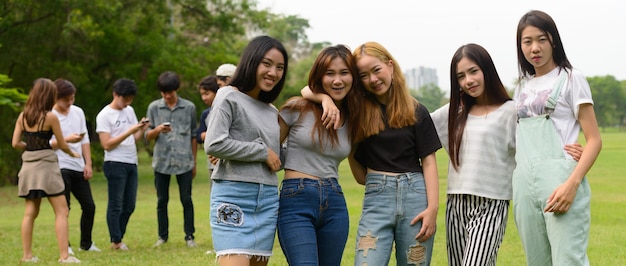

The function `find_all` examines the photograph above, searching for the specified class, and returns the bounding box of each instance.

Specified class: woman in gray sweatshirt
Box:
[204,35,288,266]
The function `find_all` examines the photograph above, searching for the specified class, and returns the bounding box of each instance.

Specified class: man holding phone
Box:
[145,71,198,248]
[50,78,100,253]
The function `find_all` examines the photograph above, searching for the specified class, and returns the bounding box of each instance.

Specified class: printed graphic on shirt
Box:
[516,88,552,118]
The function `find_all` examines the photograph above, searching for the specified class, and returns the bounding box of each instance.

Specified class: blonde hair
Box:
[351,42,417,143]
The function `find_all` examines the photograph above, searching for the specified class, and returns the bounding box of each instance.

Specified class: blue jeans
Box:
[103,161,138,243]
[355,172,434,266]
[277,178,349,266]
[155,170,195,241]
[61,169,96,250]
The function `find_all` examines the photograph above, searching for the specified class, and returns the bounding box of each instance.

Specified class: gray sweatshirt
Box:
[204,87,280,186]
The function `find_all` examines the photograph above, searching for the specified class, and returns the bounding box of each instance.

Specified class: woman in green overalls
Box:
[512,10,602,266]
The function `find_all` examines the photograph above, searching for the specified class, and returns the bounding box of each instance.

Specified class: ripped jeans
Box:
[210,180,279,258]
[355,172,434,266]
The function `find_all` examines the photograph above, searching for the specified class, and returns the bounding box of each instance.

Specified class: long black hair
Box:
[229,35,289,103]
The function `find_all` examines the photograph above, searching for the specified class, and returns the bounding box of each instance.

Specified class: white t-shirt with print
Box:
[514,67,593,158]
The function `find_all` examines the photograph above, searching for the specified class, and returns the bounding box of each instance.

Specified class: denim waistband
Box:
[281,177,340,188]
[365,172,423,181]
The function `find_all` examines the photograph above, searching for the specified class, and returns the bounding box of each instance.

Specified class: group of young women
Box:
[13,9,600,266]
[202,10,600,266]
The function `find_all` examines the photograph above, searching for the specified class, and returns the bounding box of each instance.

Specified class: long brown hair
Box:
[23,78,57,127]
[351,42,417,143]
[448,44,510,170]
[280,44,358,149]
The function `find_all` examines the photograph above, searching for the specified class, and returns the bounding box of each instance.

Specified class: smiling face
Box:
[253,48,285,96]
[456,56,487,103]
[322,57,353,105]
[521,25,556,76]
[357,54,393,103]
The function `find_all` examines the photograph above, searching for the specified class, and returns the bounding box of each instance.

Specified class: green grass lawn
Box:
[0,132,624,265]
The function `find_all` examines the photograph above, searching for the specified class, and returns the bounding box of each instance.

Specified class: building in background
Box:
[405,66,438,92]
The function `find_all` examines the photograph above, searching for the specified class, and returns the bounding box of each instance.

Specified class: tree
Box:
[587,75,623,130]
[412,83,447,112]
[0,0,309,184]
[0,74,27,185]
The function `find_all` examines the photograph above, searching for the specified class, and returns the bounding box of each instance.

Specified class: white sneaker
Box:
[154,238,166,247]
[79,242,101,252]
[21,256,39,263]
[68,246,75,255]
[110,242,129,251]
[58,256,81,263]
[186,239,197,248]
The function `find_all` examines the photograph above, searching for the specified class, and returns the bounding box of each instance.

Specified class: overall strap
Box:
[544,70,568,117]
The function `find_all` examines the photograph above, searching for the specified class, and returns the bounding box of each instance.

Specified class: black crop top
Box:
[354,103,442,173]
[22,114,53,151]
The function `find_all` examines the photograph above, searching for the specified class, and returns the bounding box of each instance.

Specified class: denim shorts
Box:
[210,180,279,258]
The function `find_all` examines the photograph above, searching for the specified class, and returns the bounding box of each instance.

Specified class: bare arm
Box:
[145,122,171,141]
[48,113,79,158]
[50,133,83,149]
[348,148,366,185]
[82,142,93,180]
[301,86,341,129]
[99,121,148,151]
[279,116,290,144]
[545,104,602,213]
[411,153,439,242]
[12,113,26,150]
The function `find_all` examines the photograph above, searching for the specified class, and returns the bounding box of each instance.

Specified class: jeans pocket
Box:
[332,184,344,195]
[280,182,303,198]
[408,176,427,195]
[364,180,384,196]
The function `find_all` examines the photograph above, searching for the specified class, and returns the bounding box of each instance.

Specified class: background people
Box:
[145,71,198,248]
[512,10,602,265]
[196,75,221,177]
[12,78,81,263]
[215,63,237,88]
[205,35,287,266]
[51,78,100,254]
[96,78,149,251]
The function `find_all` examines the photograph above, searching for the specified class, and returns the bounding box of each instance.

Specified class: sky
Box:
[257,0,625,92]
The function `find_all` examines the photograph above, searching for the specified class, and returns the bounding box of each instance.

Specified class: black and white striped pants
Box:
[446,194,509,266]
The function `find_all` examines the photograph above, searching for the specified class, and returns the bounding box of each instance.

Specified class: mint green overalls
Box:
[512,72,591,266]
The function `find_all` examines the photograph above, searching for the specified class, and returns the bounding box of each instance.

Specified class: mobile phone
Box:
[163,122,171,127]
[140,118,150,124]
[79,132,86,137]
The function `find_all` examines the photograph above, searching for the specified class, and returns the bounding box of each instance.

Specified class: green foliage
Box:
[587,75,625,129]
[0,74,26,185]
[412,83,448,111]
[0,0,315,183]
[0,74,27,110]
